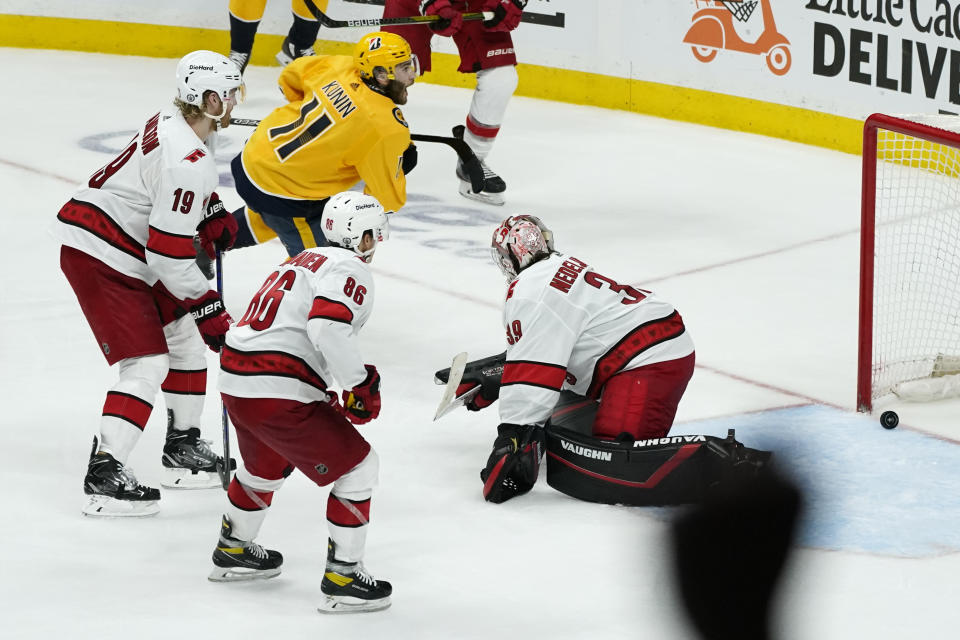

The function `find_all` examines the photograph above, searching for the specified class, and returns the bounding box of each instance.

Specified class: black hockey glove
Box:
[480,423,544,503]
[402,143,418,175]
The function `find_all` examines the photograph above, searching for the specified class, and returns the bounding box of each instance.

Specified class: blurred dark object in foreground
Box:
[671,468,802,640]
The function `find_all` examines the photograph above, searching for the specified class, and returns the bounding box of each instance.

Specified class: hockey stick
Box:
[215,251,232,491]
[303,0,492,28]
[433,352,479,421]
[228,118,486,193]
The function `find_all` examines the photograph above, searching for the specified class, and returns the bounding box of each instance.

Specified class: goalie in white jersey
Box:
[54,51,244,516]
[475,215,696,503]
[209,192,393,614]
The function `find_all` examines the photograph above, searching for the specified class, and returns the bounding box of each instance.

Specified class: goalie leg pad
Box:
[480,424,545,504]
[544,426,772,506]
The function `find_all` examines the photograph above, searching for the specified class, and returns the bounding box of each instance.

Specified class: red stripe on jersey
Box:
[101,391,153,430]
[546,444,701,488]
[587,310,687,398]
[466,115,500,139]
[309,296,353,324]
[501,361,567,391]
[227,479,274,511]
[57,199,146,262]
[146,226,196,259]
[161,368,207,395]
[221,346,329,392]
[326,494,371,528]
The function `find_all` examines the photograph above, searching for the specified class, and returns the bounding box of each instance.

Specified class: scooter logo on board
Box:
[683,0,792,75]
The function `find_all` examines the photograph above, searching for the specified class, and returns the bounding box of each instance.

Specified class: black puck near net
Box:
[880,411,899,429]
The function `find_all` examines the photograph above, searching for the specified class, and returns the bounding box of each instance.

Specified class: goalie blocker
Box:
[545,427,771,506]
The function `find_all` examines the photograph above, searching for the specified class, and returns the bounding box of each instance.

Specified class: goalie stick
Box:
[303,0,492,28]
[215,251,232,491]
[433,352,479,421]
[227,119,486,193]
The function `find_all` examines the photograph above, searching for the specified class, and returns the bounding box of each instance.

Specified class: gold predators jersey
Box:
[240,55,410,212]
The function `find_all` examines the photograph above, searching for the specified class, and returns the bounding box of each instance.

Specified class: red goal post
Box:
[859,113,960,412]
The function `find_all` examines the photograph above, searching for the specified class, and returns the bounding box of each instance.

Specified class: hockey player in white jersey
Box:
[208,191,392,614]
[475,215,696,502]
[55,51,244,516]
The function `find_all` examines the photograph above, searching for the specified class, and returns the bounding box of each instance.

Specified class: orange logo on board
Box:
[683,0,791,75]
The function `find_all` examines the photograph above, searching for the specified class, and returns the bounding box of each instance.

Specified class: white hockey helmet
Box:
[321,192,391,262]
[175,50,245,109]
[491,215,555,280]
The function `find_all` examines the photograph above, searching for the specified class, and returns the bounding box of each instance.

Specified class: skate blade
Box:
[317,595,391,614]
[275,51,293,67]
[458,181,505,206]
[82,495,159,518]
[208,566,281,582]
[161,467,222,490]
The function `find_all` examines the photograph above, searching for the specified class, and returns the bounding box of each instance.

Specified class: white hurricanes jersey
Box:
[498,253,695,427]
[53,108,219,302]
[218,247,374,404]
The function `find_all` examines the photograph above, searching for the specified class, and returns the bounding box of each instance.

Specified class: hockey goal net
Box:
[858,113,960,412]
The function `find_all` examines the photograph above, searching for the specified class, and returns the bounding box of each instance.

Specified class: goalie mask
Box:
[490,215,555,280]
[176,50,246,113]
[321,192,391,263]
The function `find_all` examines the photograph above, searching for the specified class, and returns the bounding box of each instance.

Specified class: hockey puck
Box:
[880,411,899,430]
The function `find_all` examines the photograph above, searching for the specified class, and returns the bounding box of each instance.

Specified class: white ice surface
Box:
[2,49,960,639]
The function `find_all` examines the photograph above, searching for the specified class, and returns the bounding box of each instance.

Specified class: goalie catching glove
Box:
[342,365,381,425]
[480,423,544,503]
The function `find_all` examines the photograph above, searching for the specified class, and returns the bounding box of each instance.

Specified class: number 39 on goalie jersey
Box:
[498,253,695,427]
[218,247,375,404]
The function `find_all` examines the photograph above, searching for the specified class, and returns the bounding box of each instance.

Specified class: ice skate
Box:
[452,125,506,206]
[161,420,235,489]
[275,36,315,67]
[82,437,160,517]
[228,50,250,75]
[318,539,392,614]
[457,158,506,206]
[209,516,283,582]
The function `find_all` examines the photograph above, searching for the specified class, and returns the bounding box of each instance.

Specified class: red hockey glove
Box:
[197,193,238,259]
[456,381,496,412]
[482,0,526,32]
[342,365,382,425]
[421,0,463,36]
[188,290,232,352]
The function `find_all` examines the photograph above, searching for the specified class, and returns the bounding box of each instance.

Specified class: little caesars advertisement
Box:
[505,1,960,121]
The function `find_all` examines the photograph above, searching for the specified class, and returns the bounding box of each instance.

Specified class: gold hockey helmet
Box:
[354,31,417,80]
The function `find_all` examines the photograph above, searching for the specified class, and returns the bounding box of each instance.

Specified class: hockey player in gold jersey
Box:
[230,31,419,257]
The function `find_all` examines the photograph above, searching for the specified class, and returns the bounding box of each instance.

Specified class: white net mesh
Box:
[870,115,960,402]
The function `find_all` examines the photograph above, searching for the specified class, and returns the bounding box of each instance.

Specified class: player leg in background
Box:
[451,22,519,206]
[156,313,234,489]
[277,0,327,66]
[60,246,166,517]
[229,205,327,258]
[592,352,696,442]
[228,0,268,73]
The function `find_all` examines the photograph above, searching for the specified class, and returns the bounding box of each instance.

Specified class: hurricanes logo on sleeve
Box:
[184,148,206,163]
